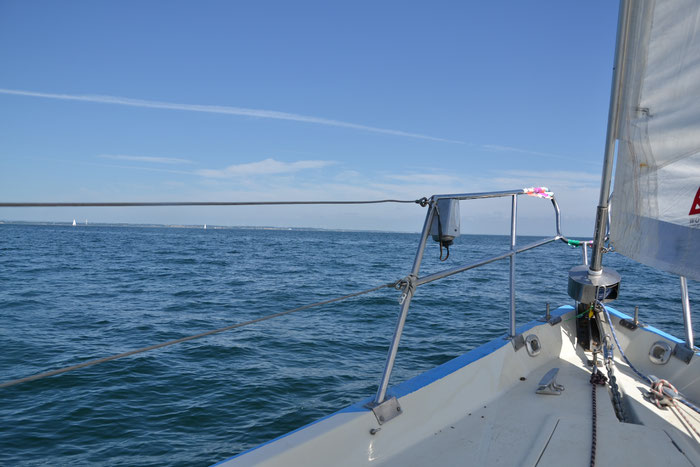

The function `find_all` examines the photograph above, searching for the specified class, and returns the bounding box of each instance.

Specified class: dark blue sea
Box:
[1,224,697,466]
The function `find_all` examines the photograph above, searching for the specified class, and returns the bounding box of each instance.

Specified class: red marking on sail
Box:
[691,187,700,215]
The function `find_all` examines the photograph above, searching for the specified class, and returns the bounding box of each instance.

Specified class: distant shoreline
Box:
[0,220,586,238]
[0,220,417,235]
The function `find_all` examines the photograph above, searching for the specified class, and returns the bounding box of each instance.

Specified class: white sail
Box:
[610,0,700,281]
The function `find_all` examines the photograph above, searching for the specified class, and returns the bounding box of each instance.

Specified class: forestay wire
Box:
[0,282,394,389]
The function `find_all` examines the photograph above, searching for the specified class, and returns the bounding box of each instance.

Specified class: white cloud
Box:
[25,156,595,235]
[97,154,193,164]
[0,88,463,143]
[147,170,595,235]
[96,164,192,175]
[491,169,600,191]
[385,173,463,185]
[334,170,362,179]
[195,158,336,178]
[482,144,598,166]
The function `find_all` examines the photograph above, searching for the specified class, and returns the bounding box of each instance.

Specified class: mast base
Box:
[567,265,620,303]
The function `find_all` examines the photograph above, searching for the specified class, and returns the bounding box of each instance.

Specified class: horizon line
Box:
[0,219,588,238]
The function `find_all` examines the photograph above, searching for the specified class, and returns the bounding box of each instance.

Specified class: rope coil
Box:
[649,378,700,439]
[650,378,678,409]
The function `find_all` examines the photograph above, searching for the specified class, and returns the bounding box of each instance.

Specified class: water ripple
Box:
[0,225,697,466]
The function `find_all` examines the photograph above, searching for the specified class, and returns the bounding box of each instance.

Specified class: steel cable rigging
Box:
[0,282,395,389]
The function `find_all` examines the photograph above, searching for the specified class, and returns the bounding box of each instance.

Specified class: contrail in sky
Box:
[0,88,462,144]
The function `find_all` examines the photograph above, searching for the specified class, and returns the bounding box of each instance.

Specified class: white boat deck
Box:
[219,308,700,467]
[384,354,700,466]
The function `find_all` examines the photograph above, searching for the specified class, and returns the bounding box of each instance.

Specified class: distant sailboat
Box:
[85,219,88,226]
[204,224,207,230]
[72,219,76,226]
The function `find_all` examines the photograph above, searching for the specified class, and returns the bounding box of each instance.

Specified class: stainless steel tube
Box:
[415,236,558,287]
[509,195,517,338]
[551,198,563,238]
[408,201,436,276]
[374,295,414,405]
[681,276,694,350]
[373,203,436,405]
[433,190,523,202]
[590,0,632,274]
[417,251,511,286]
[374,188,564,403]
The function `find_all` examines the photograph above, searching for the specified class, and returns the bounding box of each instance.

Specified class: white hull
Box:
[218,306,700,466]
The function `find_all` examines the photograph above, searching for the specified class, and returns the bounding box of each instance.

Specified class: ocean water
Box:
[1,224,697,466]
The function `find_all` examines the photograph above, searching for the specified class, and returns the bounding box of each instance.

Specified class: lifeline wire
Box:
[0,282,393,389]
[0,199,425,207]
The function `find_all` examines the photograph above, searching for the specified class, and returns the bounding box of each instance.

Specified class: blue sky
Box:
[0,1,619,235]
